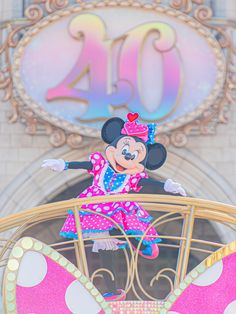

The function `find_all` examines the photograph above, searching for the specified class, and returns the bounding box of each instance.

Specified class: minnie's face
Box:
[105,136,147,175]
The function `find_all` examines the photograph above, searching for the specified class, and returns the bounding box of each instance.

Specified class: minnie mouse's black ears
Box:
[101,117,125,144]
[146,143,167,170]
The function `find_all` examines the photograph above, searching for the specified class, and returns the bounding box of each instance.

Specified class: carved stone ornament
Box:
[0,0,235,148]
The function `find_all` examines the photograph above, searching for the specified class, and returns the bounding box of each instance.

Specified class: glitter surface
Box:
[16,256,103,314]
[169,253,236,314]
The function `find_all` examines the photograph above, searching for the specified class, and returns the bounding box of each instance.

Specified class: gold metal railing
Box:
[0,194,235,301]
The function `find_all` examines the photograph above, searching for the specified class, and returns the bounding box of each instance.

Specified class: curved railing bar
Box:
[0,195,235,232]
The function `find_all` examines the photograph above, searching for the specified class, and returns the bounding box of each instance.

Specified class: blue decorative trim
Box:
[118,243,128,249]
[147,123,157,144]
[60,231,78,239]
[138,216,153,223]
[60,228,161,245]
[81,228,114,233]
[64,162,69,170]
[103,292,114,297]
[68,209,88,215]
[60,227,115,239]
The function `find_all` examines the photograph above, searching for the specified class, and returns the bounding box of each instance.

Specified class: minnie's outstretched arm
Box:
[41,159,93,172]
[64,161,92,170]
[139,178,186,196]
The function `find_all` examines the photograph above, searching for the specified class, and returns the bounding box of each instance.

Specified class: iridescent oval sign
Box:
[13,3,225,137]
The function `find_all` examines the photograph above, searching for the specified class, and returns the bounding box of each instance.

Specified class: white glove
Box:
[41,159,66,172]
[164,179,186,196]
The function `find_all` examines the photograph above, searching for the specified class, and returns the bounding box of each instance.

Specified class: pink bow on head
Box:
[121,113,149,142]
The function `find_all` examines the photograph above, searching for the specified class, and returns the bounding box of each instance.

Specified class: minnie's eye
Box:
[131,151,139,160]
[122,144,129,155]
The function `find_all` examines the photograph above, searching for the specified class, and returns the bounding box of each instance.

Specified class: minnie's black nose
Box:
[124,153,132,160]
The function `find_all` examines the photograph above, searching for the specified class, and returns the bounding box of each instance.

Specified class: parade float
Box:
[1,196,236,313]
[0,0,236,313]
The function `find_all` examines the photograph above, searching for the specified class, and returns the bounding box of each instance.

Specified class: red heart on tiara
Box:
[127,112,139,122]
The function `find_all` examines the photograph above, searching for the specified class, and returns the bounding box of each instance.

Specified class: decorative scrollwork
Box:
[24,4,44,21]
[0,70,10,90]
[170,0,193,13]
[170,131,188,147]
[0,69,12,103]
[90,268,115,282]
[150,268,177,292]
[45,0,69,13]
[165,2,236,147]
[156,134,170,147]
[170,0,204,14]
[7,104,85,148]
[194,5,213,22]
[49,129,66,147]
[66,134,83,148]
[20,109,38,134]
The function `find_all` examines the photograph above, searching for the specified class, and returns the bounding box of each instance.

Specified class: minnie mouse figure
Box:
[42,113,186,300]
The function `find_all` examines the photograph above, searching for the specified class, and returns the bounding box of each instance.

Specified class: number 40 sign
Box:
[13,5,225,134]
[46,13,181,122]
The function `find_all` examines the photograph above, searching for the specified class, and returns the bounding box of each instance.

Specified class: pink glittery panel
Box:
[109,301,164,313]
[16,256,102,314]
[170,252,236,314]
[16,256,73,313]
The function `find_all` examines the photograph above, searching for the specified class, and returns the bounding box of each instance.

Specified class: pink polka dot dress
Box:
[60,152,160,251]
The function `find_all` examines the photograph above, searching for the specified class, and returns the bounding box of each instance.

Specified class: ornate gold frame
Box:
[0,0,235,148]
